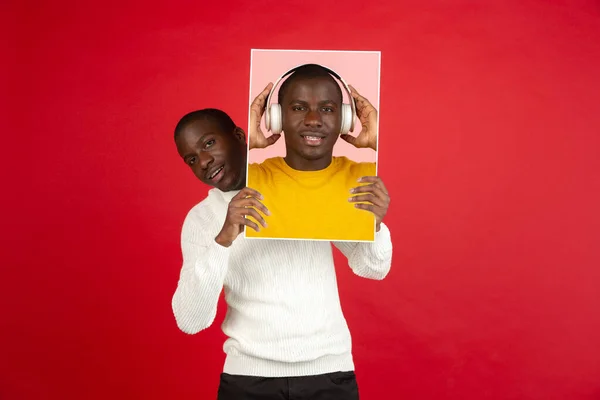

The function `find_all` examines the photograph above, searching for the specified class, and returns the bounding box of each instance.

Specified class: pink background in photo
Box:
[247,50,380,164]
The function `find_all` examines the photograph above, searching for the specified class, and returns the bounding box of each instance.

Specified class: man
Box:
[172,104,392,399]
[246,64,383,241]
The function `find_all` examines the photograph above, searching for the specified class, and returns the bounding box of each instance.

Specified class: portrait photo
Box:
[245,49,381,242]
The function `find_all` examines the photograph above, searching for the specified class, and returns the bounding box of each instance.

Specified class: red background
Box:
[2,1,600,399]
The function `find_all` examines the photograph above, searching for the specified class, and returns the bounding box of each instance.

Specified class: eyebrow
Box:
[288,100,338,105]
[182,132,215,159]
[198,131,214,140]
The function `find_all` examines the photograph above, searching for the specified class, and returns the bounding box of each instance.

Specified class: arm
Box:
[172,188,269,334]
[171,214,230,334]
[332,222,393,280]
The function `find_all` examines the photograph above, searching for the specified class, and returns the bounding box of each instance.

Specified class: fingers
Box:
[262,82,274,95]
[348,192,386,208]
[241,207,268,230]
[349,177,390,217]
[227,202,267,232]
[234,187,264,201]
[348,84,371,105]
[228,187,270,232]
[240,215,260,232]
[349,176,390,226]
[232,196,270,217]
[348,84,361,98]
[349,184,389,208]
[251,82,273,113]
[348,84,377,118]
[353,203,382,214]
[261,83,273,112]
[350,182,387,198]
[356,176,389,195]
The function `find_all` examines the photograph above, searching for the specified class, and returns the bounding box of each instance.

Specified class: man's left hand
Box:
[340,85,378,151]
[349,176,390,232]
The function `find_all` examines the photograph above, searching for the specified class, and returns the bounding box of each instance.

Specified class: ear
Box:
[233,127,246,144]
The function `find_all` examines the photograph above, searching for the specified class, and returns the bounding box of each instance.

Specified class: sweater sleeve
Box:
[171,211,230,334]
[332,222,393,280]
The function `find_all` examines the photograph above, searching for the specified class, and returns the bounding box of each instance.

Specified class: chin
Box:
[301,150,328,160]
[217,179,232,192]
[221,174,241,192]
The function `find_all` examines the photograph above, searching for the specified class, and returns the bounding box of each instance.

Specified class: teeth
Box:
[305,136,322,140]
[209,166,223,179]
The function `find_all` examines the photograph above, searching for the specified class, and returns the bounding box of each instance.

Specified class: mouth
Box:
[206,165,225,183]
[300,133,326,147]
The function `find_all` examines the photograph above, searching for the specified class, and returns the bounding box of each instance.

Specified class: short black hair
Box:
[277,64,343,106]
[174,108,236,140]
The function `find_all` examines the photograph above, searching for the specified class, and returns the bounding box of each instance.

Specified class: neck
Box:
[284,152,333,171]
[231,151,247,190]
[231,171,246,191]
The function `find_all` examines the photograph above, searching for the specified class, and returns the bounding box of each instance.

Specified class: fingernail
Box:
[357,177,363,182]
[348,197,353,202]
[349,188,356,193]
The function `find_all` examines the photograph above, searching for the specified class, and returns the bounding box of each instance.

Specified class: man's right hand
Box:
[249,82,281,150]
[215,188,270,247]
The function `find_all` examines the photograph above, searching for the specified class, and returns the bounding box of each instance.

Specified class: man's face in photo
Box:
[280,76,343,163]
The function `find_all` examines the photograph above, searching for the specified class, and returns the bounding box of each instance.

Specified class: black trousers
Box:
[217,371,359,400]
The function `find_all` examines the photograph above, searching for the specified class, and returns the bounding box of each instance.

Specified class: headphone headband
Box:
[264,63,356,133]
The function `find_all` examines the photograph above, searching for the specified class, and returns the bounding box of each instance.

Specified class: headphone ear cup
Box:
[340,103,353,135]
[269,103,283,135]
[265,103,272,131]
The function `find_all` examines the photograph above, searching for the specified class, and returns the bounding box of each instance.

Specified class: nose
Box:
[304,109,322,128]
[199,151,214,169]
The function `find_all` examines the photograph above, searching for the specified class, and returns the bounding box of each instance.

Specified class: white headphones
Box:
[264,64,357,135]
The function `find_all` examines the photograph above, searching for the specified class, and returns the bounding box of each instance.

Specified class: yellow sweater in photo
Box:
[246,156,376,241]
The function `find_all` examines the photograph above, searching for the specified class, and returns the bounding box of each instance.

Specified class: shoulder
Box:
[249,157,283,169]
[248,157,283,179]
[182,189,225,232]
[333,156,376,175]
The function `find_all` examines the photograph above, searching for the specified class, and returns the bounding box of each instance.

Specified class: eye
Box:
[321,106,334,112]
[292,105,306,112]
[187,157,198,166]
[204,139,216,148]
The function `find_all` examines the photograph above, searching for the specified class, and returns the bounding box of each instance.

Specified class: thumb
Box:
[266,134,281,146]
[340,134,357,147]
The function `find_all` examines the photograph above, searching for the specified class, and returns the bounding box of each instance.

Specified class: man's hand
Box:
[215,188,270,247]
[249,82,281,150]
[340,85,378,151]
[348,176,390,232]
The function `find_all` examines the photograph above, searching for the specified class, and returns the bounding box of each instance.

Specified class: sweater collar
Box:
[213,188,240,203]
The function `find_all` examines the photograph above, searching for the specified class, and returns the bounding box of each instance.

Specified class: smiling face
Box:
[280,76,343,171]
[175,118,247,191]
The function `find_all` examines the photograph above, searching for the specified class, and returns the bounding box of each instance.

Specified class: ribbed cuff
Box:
[371,222,393,260]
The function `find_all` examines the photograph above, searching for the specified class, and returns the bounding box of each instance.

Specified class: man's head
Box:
[277,64,344,170]
[174,108,246,191]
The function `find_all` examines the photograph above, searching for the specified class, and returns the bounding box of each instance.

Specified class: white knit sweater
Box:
[171,188,393,377]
